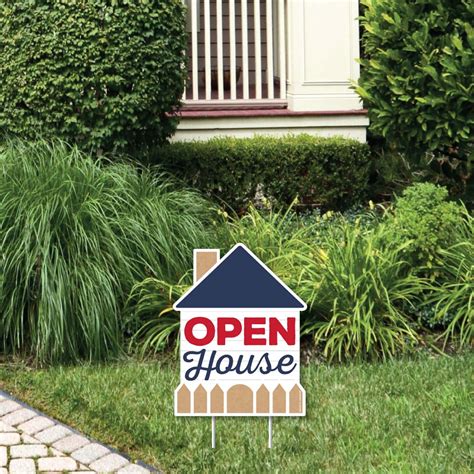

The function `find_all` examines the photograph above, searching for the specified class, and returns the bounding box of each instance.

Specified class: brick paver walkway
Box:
[0,391,157,473]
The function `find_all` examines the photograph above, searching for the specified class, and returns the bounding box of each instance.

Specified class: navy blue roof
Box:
[174,244,306,309]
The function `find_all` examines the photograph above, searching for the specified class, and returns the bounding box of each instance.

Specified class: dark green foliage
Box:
[127,187,471,360]
[0,0,187,153]
[357,0,474,161]
[152,134,372,212]
[0,140,215,363]
[301,221,423,361]
[427,214,474,348]
[383,183,465,271]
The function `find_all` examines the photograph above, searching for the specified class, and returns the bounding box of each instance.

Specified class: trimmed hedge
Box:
[0,0,187,153]
[153,135,372,211]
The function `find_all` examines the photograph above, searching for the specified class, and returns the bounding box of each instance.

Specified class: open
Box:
[184,316,296,346]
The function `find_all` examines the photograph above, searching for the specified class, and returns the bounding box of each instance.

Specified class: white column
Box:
[216,0,224,100]
[266,0,274,99]
[241,0,249,100]
[191,0,199,100]
[278,0,286,99]
[204,0,211,100]
[254,0,262,99]
[286,0,363,111]
[229,0,237,100]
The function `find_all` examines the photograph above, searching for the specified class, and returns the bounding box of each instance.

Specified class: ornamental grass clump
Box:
[127,204,313,355]
[427,213,474,349]
[300,221,424,361]
[0,140,215,363]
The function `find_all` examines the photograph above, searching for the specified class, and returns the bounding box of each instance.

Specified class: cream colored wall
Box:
[173,113,369,142]
[286,0,363,111]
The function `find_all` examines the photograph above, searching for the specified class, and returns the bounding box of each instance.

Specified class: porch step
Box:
[173,108,369,142]
[177,108,368,119]
[181,100,288,111]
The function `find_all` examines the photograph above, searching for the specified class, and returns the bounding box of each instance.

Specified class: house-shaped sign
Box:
[174,244,306,421]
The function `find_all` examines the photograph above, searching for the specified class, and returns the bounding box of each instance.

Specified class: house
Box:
[173,244,306,416]
[175,0,368,141]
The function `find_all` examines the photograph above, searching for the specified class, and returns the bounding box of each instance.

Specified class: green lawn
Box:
[0,354,472,473]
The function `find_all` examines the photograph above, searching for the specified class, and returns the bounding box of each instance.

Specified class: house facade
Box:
[176,0,368,141]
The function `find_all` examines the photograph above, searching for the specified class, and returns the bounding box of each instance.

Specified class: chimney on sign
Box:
[193,249,220,284]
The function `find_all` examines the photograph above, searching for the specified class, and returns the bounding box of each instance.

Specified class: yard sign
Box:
[174,244,306,447]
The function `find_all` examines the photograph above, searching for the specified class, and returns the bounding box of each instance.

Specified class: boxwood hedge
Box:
[153,135,372,211]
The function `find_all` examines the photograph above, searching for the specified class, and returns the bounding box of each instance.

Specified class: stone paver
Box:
[89,453,129,472]
[0,421,15,432]
[50,447,66,456]
[34,424,72,444]
[52,433,90,453]
[9,458,36,474]
[71,442,110,464]
[22,433,40,444]
[0,432,21,445]
[10,443,48,458]
[0,400,21,416]
[37,456,78,471]
[0,390,156,473]
[2,407,36,426]
[18,416,55,435]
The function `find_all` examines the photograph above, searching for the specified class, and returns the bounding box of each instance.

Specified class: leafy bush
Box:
[357,0,473,163]
[129,204,418,361]
[383,183,465,271]
[127,204,313,354]
[152,134,372,212]
[427,214,474,348]
[0,0,186,153]
[0,140,215,363]
[301,221,423,361]
[128,195,470,360]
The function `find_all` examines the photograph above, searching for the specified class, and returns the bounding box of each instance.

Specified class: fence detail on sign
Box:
[176,383,304,415]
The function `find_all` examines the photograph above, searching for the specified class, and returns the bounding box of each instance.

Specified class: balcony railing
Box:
[183,0,287,107]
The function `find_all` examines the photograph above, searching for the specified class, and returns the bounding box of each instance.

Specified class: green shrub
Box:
[128,205,408,361]
[127,204,314,355]
[0,0,186,153]
[357,0,473,162]
[427,214,474,348]
[152,135,372,212]
[301,222,423,361]
[128,199,470,360]
[384,183,465,271]
[0,140,215,363]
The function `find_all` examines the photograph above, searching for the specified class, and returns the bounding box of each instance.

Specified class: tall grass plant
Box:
[0,140,215,363]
